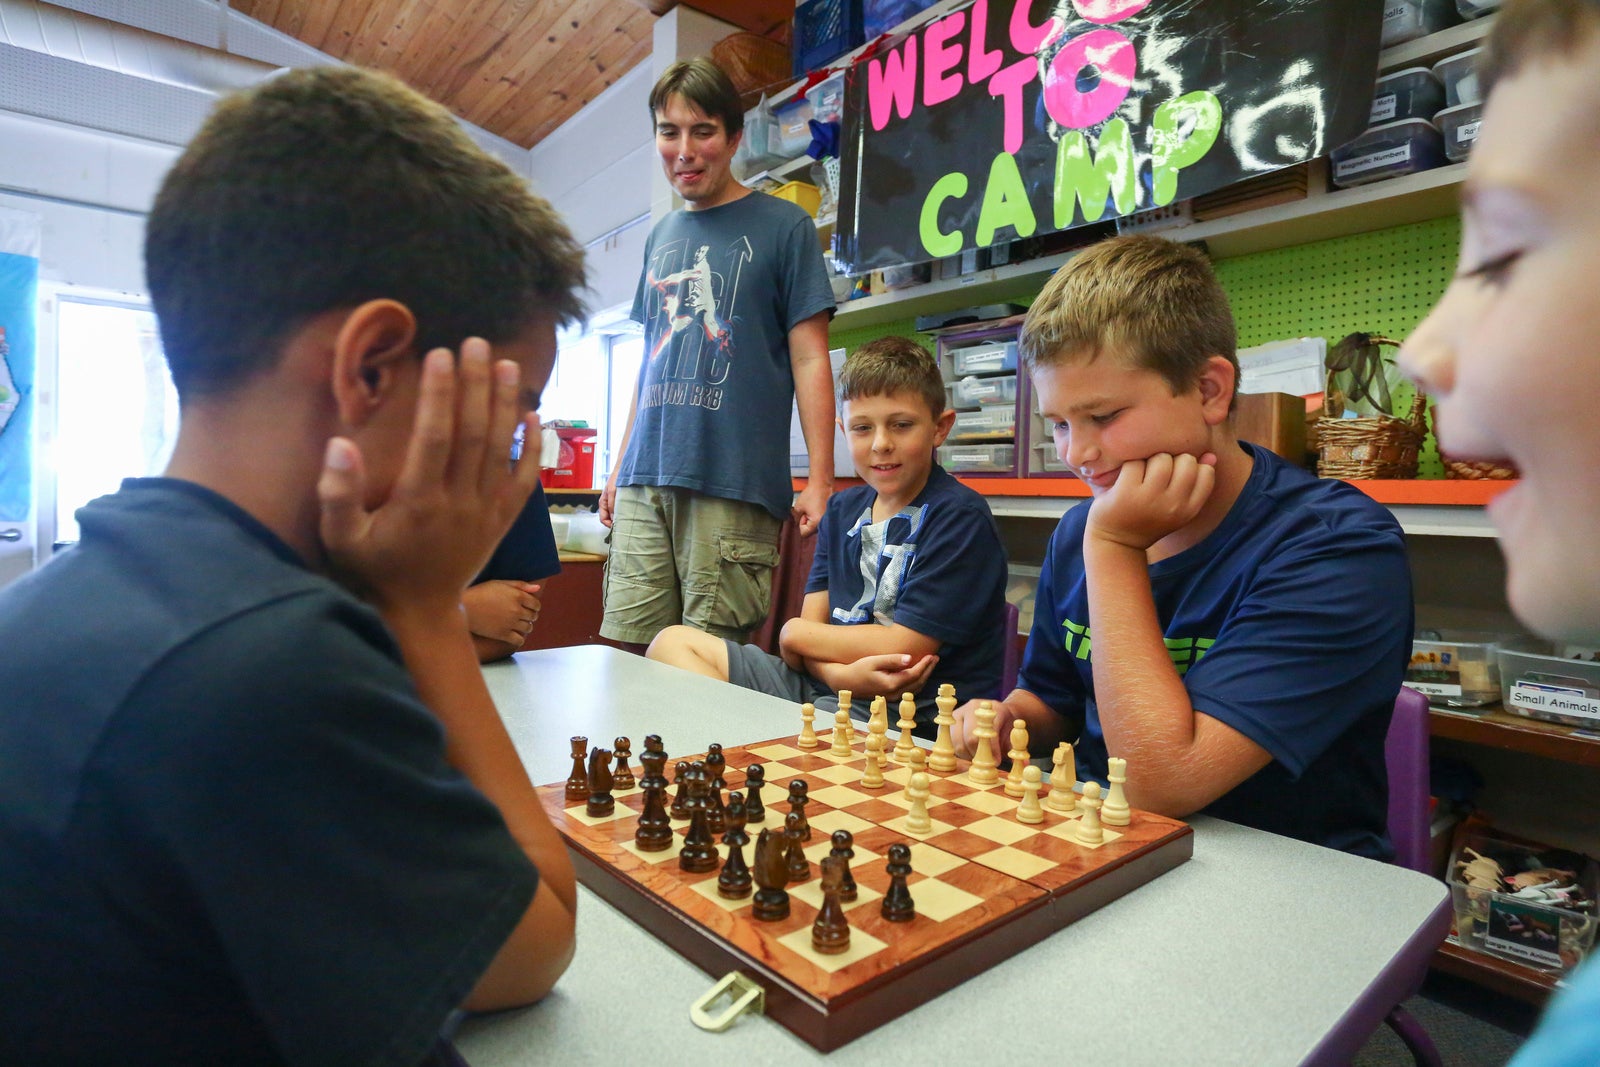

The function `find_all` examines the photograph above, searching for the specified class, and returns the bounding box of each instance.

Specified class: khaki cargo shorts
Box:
[600,485,783,645]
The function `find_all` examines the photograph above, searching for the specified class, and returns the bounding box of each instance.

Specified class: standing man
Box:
[600,57,837,651]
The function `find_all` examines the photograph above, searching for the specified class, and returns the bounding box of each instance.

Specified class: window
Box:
[540,311,642,488]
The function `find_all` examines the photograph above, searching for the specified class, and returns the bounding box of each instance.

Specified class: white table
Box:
[457,645,1450,1066]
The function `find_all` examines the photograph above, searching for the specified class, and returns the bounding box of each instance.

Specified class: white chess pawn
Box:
[968,702,1000,786]
[832,707,853,757]
[798,702,820,749]
[905,772,933,834]
[862,732,886,789]
[1045,742,1077,814]
[929,683,958,772]
[1076,781,1105,846]
[894,692,918,763]
[1003,717,1031,798]
[903,747,928,800]
[1103,756,1131,826]
[1017,766,1045,824]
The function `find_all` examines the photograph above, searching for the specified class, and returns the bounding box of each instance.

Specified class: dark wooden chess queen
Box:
[633,736,673,853]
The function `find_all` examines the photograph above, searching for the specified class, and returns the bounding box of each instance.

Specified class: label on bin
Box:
[1485,898,1564,968]
[1334,144,1411,180]
[1370,94,1397,125]
[1405,681,1462,697]
[1457,121,1481,144]
[1509,682,1600,723]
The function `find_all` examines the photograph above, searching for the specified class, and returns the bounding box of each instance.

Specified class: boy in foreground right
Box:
[1402,1,1600,1059]
[957,234,1413,858]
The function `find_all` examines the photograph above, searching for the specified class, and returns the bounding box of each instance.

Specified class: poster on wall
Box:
[835,0,1384,272]
[0,207,40,525]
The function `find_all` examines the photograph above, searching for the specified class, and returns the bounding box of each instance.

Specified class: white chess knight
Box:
[1046,742,1076,814]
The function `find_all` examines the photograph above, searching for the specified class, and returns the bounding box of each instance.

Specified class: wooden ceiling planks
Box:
[231,0,797,148]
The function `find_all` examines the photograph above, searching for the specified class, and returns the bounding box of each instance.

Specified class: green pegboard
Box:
[829,318,938,357]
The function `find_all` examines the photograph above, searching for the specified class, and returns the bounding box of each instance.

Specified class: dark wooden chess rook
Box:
[716,792,753,899]
[788,779,812,841]
[678,766,718,873]
[811,855,851,955]
[743,763,767,824]
[611,737,635,791]
[565,736,589,802]
[586,746,614,818]
[750,827,791,921]
[634,742,673,852]
[881,841,915,922]
[784,810,811,883]
[669,760,691,819]
[829,829,858,902]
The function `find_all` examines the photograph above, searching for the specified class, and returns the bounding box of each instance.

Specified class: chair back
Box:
[1386,687,1433,874]
[1001,602,1020,696]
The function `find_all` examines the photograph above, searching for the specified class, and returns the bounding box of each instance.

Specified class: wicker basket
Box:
[1431,407,1520,480]
[711,32,792,111]
[1315,332,1428,479]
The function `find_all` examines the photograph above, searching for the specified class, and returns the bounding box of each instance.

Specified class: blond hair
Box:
[838,336,945,418]
[1480,0,1600,97]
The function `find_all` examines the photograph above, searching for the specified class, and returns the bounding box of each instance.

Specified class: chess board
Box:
[538,730,1192,1051]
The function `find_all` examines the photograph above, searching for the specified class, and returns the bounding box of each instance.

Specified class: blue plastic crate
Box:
[793,0,864,78]
[864,0,940,38]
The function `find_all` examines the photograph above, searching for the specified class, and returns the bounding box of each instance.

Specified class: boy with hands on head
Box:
[0,66,584,1065]
[955,235,1412,857]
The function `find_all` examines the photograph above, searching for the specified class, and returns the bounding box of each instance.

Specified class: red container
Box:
[540,427,598,489]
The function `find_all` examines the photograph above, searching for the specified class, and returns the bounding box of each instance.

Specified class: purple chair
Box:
[1307,687,1449,1066]
[1001,602,1021,695]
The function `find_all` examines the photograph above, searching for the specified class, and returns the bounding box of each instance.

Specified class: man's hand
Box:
[318,339,539,616]
[1086,452,1216,552]
[951,697,1019,760]
[815,652,939,699]
[598,473,619,528]
[792,480,832,538]
[463,580,542,645]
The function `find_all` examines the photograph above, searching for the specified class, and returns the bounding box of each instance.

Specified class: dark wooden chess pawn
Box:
[881,841,916,922]
[743,764,767,824]
[716,792,753,899]
[706,773,727,836]
[811,855,852,955]
[829,829,858,902]
[787,779,812,841]
[678,767,719,873]
[586,746,615,818]
[565,736,590,802]
[634,744,674,852]
[750,827,791,922]
[612,737,635,791]
[705,742,726,786]
[783,810,811,883]
[669,760,691,820]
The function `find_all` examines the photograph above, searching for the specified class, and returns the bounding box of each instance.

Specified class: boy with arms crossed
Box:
[1403,1,1600,1057]
[957,235,1412,857]
[650,337,1007,732]
[0,67,584,1064]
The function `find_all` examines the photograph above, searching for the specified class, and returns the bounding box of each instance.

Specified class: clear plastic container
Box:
[1006,563,1041,633]
[771,96,815,159]
[805,70,845,125]
[1031,439,1070,474]
[1370,67,1446,127]
[937,443,1014,473]
[1381,0,1459,48]
[1456,0,1501,18]
[1405,629,1511,707]
[1330,118,1445,189]
[1434,47,1485,108]
[1435,101,1484,162]
[1498,643,1600,728]
[950,374,1017,408]
[951,407,1017,439]
[1449,832,1598,974]
[951,340,1018,376]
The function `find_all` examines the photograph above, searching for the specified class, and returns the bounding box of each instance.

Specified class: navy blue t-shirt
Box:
[1017,443,1412,858]
[807,464,1007,725]
[478,482,560,583]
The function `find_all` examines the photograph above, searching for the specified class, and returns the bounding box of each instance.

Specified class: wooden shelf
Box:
[1430,707,1600,769]
[1433,940,1560,1006]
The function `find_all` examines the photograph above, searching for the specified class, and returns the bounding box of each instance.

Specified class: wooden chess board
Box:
[538,730,1193,1051]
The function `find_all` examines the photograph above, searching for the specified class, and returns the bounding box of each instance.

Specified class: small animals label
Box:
[1509,682,1600,724]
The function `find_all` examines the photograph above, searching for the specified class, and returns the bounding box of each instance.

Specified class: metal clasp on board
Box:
[689,971,764,1033]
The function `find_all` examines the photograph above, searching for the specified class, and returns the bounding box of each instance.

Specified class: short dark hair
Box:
[146,65,587,399]
[1020,234,1237,407]
[648,57,744,138]
[839,336,945,418]
[1480,0,1600,97]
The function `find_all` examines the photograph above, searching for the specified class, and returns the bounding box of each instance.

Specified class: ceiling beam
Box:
[621,0,794,35]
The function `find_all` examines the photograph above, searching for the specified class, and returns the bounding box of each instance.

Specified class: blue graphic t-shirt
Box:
[1016,442,1413,858]
[807,465,1008,724]
[622,192,835,519]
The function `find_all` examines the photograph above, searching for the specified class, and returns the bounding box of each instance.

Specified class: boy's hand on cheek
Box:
[318,340,540,619]
[1086,452,1216,551]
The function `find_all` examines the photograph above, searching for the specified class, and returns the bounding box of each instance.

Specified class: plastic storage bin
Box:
[1498,643,1600,728]
[951,407,1017,439]
[771,96,815,158]
[864,0,941,37]
[1381,0,1459,48]
[1006,563,1041,634]
[793,0,865,78]
[950,374,1017,408]
[938,443,1014,473]
[1434,47,1485,108]
[1449,832,1598,974]
[771,180,822,218]
[1405,629,1509,707]
[951,340,1018,376]
[805,70,845,125]
[1370,67,1445,127]
[1330,119,1445,189]
[1435,101,1484,162]
[1456,0,1501,19]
